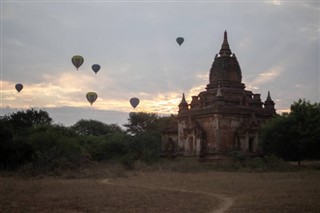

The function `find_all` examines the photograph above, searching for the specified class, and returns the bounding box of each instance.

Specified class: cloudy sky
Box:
[1,0,319,126]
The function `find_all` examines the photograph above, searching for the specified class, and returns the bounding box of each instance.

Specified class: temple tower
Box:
[162,31,277,160]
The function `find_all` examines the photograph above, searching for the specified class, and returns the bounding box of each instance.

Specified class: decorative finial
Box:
[266,91,272,101]
[264,91,276,113]
[180,93,188,105]
[219,30,232,56]
[178,93,189,113]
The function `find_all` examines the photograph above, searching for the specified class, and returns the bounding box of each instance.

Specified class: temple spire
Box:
[264,91,276,114]
[180,93,187,104]
[178,93,189,113]
[266,91,272,101]
[219,30,232,56]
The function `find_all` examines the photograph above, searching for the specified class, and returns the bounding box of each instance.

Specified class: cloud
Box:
[1,2,319,126]
[1,77,183,115]
[271,0,281,6]
[246,65,285,88]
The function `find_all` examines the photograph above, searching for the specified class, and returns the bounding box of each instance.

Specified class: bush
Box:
[0,124,34,169]
[83,133,132,161]
[130,133,161,164]
[28,125,87,172]
[120,152,136,170]
[260,99,320,165]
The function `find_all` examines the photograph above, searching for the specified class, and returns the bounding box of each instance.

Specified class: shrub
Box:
[28,125,87,172]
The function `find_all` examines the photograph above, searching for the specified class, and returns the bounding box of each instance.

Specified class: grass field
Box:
[1,160,320,213]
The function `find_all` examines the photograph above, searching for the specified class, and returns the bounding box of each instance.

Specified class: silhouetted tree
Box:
[124,112,173,135]
[71,119,124,136]
[260,99,320,165]
[1,108,52,130]
[0,120,33,169]
[123,112,174,163]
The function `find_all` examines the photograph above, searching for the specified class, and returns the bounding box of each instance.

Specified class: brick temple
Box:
[162,31,276,159]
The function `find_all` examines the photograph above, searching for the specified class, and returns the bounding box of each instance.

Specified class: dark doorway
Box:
[248,138,254,153]
[235,133,240,150]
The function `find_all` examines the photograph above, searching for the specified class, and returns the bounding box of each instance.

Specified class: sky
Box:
[1,0,319,126]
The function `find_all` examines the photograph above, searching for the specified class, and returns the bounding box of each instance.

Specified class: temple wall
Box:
[176,114,264,157]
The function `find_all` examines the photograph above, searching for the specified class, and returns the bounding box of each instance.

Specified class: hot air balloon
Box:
[176,37,184,46]
[15,83,23,92]
[71,55,84,70]
[86,92,98,105]
[92,64,101,74]
[130,97,140,109]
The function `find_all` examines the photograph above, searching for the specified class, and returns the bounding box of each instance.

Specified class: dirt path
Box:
[101,179,233,213]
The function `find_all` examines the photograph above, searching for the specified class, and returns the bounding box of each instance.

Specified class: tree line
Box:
[0,98,319,172]
[260,99,320,165]
[0,109,172,172]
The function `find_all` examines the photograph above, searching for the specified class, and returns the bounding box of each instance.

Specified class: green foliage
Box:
[1,108,52,131]
[81,132,131,161]
[71,119,124,136]
[229,151,246,163]
[124,112,160,135]
[28,125,87,172]
[130,132,162,164]
[260,99,320,164]
[124,112,173,135]
[0,111,44,169]
[120,152,136,170]
[0,109,172,173]
[123,112,172,164]
[0,124,33,169]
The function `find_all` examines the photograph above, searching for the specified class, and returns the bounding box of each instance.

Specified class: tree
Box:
[0,109,53,169]
[71,119,124,136]
[27,124,88,171]
[1,108,52,130]
[123,112,173,135]
[123,112,174,163]
[260,99,320,165]
[0,120,33,169]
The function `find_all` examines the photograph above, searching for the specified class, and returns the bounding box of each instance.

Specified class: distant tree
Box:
[28,124,88,171]
[260,99,320,165]
[71,119,124,136]
[123,112,174,163]
[123,112,173,135]
[0,109,53,168]
[0,122,14,169]
[0,120,33,169]
[1,108,52,130]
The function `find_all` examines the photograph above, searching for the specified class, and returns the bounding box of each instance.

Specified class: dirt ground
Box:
[1,162,320,213]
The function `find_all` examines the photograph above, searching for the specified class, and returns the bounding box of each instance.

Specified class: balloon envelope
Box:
[130,97,140,109]
[176,37,184,46]
[92,64,101,74]
[72,55,84,70]
[86,92,98,105]
[15,83,23,92]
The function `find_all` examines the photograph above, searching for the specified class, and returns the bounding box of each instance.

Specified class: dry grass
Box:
[0,177,217,213]
[1,160,320,213]
[115,171,320,212]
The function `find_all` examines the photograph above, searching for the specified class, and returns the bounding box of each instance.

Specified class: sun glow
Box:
[1,79,183,115]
